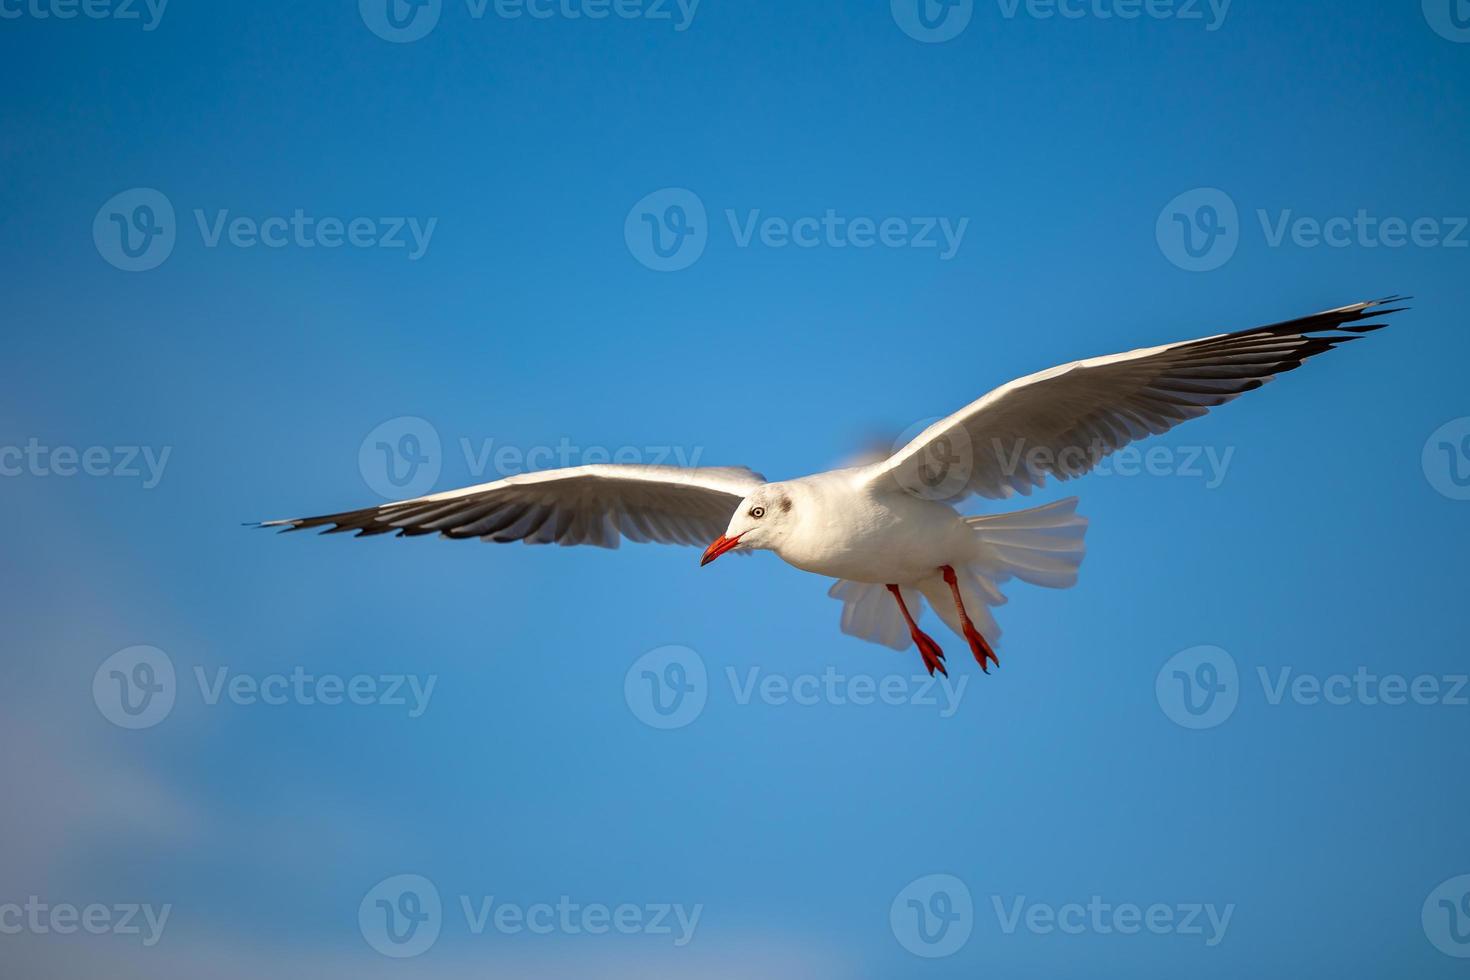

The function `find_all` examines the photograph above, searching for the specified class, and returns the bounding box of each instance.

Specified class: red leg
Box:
[886,584,947,677]
[941,565,999,673]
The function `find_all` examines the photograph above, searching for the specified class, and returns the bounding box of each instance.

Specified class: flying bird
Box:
[260,297,1406,677]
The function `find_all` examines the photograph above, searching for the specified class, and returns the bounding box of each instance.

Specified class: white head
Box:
[700,483,798,566]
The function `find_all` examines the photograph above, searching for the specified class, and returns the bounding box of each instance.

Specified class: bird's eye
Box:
[750,506,766,519]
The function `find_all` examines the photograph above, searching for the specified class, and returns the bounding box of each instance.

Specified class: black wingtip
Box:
[245,519,306,533]
[1306,296,1411,339]
[1360,295,1412,318]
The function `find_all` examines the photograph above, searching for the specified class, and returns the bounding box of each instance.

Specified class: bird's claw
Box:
[962,622,999,674]
[914,631,948,678]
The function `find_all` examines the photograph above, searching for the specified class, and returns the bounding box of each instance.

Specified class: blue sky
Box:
[4,1,1470,976]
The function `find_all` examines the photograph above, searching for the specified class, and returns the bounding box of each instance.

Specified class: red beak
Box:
[701,533,743,566]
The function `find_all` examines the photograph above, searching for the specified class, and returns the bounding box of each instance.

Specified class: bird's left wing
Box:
[259,463,766,548]
[862,297,1407,502]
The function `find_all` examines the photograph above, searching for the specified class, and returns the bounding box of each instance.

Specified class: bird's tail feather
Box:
[962,496,1088,590]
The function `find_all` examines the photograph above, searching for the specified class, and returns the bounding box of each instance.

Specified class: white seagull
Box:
[261,297,1405,677]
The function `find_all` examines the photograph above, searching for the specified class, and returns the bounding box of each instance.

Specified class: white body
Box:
[762,469,977,584]
[713,467,1088,652]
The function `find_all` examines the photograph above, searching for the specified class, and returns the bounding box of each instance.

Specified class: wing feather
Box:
[258,463,766,549]
[866,297,1407,501]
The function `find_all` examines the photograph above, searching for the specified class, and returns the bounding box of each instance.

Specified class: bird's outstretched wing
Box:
[259,464,766,549]
[864,297,1408,502]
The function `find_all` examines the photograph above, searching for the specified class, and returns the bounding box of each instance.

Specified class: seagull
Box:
[260,297,1406,677]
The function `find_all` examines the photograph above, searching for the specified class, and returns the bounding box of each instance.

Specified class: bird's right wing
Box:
[861,297,1407,502]
[258,464,767,549]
